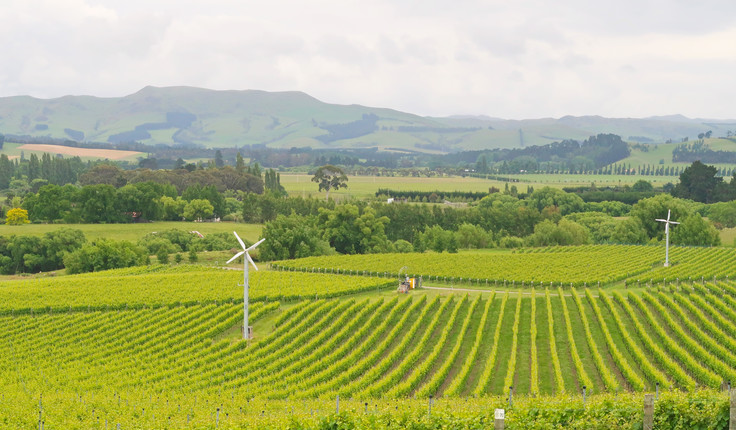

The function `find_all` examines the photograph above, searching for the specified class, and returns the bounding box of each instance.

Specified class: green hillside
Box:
[617,138,736,172]
[1,86,734,152]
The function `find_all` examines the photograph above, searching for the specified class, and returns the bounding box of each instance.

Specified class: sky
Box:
[1,0,735,119]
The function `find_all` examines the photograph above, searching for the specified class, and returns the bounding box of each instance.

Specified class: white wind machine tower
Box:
[227,232,265,340]
[655,209,679,267]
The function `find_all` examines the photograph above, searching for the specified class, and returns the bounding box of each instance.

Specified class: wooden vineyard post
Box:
[494,409,505,430]
[643,394,654,430]
[730,389,736,430]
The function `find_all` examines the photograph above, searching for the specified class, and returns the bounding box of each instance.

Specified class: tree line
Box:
[0,227,240,275]
[254,185,722,261]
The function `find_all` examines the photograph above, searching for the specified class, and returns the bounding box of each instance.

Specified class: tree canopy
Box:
[672,161,722,203]
[311,165,348,200]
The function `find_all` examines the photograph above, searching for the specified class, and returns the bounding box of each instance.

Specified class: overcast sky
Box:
[2,0,735,119]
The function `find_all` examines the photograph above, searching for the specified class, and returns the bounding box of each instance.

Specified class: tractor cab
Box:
[397,276,420,293]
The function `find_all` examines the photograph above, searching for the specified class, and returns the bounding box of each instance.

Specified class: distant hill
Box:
[0,86,733,152]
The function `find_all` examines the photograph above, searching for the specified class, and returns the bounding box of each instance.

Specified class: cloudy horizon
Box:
[2,0,735,120]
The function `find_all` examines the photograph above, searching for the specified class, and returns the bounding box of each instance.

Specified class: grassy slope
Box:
[0,221,263,242]
[3,87,733,151]
[617,138,736,172]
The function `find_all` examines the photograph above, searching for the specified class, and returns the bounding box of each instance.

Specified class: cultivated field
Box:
[3,246,736,427]
[273,245,736,286]
[0,142,142,161]
[17,143,143,160]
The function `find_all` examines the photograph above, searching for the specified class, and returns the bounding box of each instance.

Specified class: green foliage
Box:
[528,187,586,215]
[63,239,147,274]
[631,179,654,192]
[583,200,632,216]
[260,214,333,261]
[317,205,391,254]
[264,168,287,196]
[610,216,649,244]
[499,235,525,248]
[311,164,348,200]
[182,198,214,221]
[630,194,693,240]
[527,219,590,246]
[0,228,86,274]
[156,247,170,264]
[707,201,736,228]
[182,184,224,217]
[564,212,616,243]
[672,160,722,203]
[138,229,238,256]
[159,195,186,220]
[392,239,414,253]
[454,222,495,248]
[671,213,721,246]
[415,225,458,253]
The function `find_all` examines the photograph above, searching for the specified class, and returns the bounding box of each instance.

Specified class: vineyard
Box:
[4,250,736,427]
[272,244,736,286]
[0,265,392,313]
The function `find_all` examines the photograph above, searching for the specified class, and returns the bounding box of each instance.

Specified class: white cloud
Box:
[0,0,734,118]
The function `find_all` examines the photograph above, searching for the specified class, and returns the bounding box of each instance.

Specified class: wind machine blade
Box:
[246,252,259,271]
[227,250,245,264]
[233,231,247,250]
[246,238,266,252]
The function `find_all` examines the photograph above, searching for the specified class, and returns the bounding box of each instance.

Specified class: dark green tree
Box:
[214,150,224,168]
[236,152,246,174]
[0,154,13,189]
[317,205,390,254]
[527,187,585,215]
[27,154,40,180]
[630,194,692,240]
[79,184,121,223]
[63,239,147,274]
[671,213,720,246]
[259,214,333,260]
[631,179,654,192]
[672,161,721,203]
[610,217,649,244]
[264,169,287,196]
[311,165,348,200]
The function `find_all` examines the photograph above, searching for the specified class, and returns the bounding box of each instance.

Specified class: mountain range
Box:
[0,86,734,153]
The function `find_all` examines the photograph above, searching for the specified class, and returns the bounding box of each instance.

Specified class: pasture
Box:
[0,221,263,243]
[280,172,678,200]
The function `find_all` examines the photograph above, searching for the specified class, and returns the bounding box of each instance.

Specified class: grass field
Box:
[617,138,736,172]
[0,221,263,242]
[0,142,142,161]
[281,172,681,200]
[280,173,511,199]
